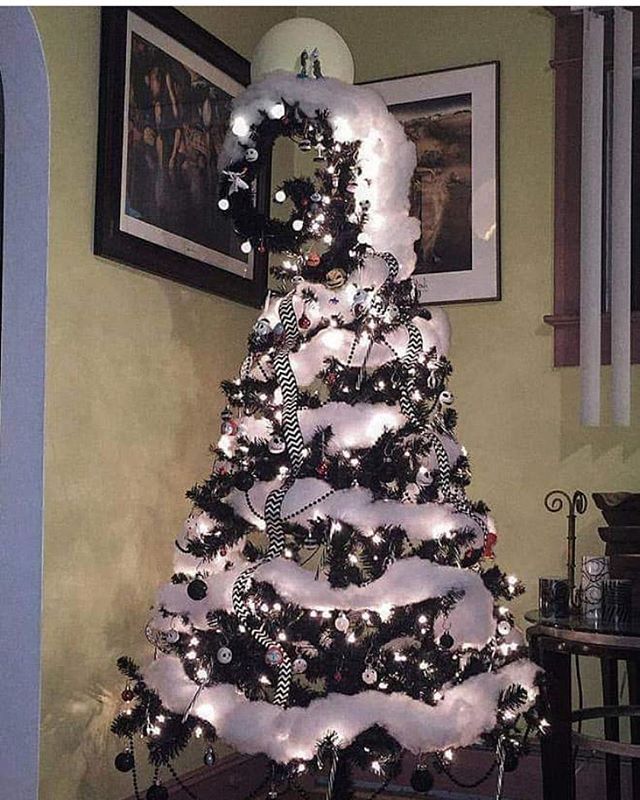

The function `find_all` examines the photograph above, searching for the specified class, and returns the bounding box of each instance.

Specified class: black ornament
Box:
[204,747,217,766]
[233,471,255,491]
[410,766,434,793]
[378,459,396,483]
[114,751,134,772]
[502,743,519,772]
[146,785,169,800]
[121,687,134,702]
[254,460,273,481]
[439,632,454,649]
[187,578,208,601]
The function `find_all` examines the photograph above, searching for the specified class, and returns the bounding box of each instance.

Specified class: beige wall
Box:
[33,7,289,800]
[34,6,640,800]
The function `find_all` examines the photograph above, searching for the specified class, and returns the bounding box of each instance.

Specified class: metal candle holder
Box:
[544,489,588,613]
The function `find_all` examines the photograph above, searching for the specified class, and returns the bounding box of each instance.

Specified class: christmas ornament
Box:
[292,219,304,232]
[502,742,519,772]
[306,251,321,267]
[187,578,208,601]
[292,657,308,674]
[439,632,454,649]
[114,751,134,772]
[204,747,217,767]
[378,459,396,483]
[268,435,286,454]
[362,667,377,685]
[316,460,329,478]
[298,312,311,330]
[310,192,322,203]
[346,181,358,193]
[483,530,498,559]
[497,620,512,637]
[333,671,342,682]
[217,646,233,664]
[245,147,259,162]
[299,138,312,152]
[416,467,432,487]
[233,471,254,491]
[253,319,272,340]
[351,288,371,317]
[410,766,434,793]
[274,189,286,203]
[121,687,134,702]
[265,645,284,666]
[334,613,349,633]
[164,629,180,644]
[325,268,346,289]
[146,785,169,800]
[218,197,229,211]
[439,390,454,405]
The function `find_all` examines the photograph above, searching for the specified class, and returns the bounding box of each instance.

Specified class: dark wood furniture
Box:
[527,610,640,800]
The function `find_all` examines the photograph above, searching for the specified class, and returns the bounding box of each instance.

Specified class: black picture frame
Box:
[95,7,269,307]
[362,61,500,305]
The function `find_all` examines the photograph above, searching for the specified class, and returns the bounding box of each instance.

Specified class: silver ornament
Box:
[269,435,286,454]
[362,667,378,685]
[292,657,308,674]
[439,390,454,405]
[497,620,512,637]
[245,148,259,162]
[334,613,350,633]
[216,646,232,664]
[164,629,180,644]
[351,288,371,317]
[265,645,284,666]
[416,467,432,487]
[254,319,272,338]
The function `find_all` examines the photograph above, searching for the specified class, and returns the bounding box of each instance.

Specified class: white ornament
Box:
[334,613,350,633]
[164,629,180,644]
[218,197,230,211]
[439,391,454,406]
[269,434,286,454]
[497,620,512,637]
[254,319,272,338]
[217,646,233,664]
[362,667,378,685]
[293,657,308,674]
[245,148,259,162]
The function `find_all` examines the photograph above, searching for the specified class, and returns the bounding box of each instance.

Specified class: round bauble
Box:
[245,147,259,162]
[265,645,284,667]
[268,434,286,454]
[217,646,233,665]
[334,613,349,633]
[503,744,519,773]
[146,785,169,800]
[497,620,512,637]
[351,288,371,317]
[362,667,378,685]
[204,747,217,767]
[299,138,312,152]
[439,632,454,649]
[115,751,134,772]
[378,459,396,483]
[326,269,346,290]
[439,390,454,406]
[164,629,180,644]
[410,766,434,793]
[187,578,208,601]
[306,250,321,267]
[121,687,134,702]
[292,656,308,674]
[416,467,432,487]
[233,471,255,492]
[310,192,322,204]
[316,460,329,479]
[254,460,274,481]
[254,319,272,339]
[298,312,311,330]
[221,419,238,436]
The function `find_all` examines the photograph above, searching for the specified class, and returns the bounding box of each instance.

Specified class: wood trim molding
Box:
[547,8,640,366]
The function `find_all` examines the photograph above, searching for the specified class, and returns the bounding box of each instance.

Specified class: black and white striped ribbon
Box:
[231,293,304,708]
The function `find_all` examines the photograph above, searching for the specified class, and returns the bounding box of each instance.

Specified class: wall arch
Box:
[0,8,49,799]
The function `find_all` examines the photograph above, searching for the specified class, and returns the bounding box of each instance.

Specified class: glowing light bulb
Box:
[269,102,285,120]
[232,116,250,137]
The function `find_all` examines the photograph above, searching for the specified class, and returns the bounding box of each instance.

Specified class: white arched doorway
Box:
[0,8,49,799]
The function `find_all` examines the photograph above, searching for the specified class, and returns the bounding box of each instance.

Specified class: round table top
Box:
[526,609,640,639]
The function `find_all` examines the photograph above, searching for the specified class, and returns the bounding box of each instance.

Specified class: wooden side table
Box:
[526,611,640,800]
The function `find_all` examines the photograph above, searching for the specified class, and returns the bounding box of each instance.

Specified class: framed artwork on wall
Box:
[95,7,269,307]
[364,62,500,304]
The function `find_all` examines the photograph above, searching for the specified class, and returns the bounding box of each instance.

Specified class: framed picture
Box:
[95,7,269,307]
[364,62,500,304]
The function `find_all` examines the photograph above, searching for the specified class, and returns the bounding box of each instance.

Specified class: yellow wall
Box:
[32,7,289,800]
[34,6,640,800]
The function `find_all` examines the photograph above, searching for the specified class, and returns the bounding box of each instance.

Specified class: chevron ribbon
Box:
[397,320,490,542]
[231,293,304,708]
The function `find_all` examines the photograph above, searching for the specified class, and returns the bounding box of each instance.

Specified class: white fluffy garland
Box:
[220,73,421,275]
[156,556,495,647]
[145,655,538,763]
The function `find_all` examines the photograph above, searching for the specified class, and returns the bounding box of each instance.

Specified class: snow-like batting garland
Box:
[145,656,539,764]
[156,556,495,648]
[226,479,489,544]
[220,72,421,277]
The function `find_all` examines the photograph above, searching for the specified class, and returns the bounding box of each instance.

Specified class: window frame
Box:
[545,7,640,366]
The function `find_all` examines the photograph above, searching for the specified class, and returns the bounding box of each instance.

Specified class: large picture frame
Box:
[95,7,269,307]
[364,62,500,304]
